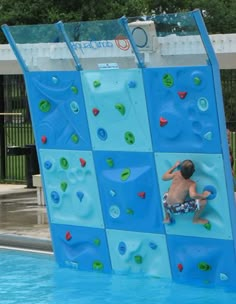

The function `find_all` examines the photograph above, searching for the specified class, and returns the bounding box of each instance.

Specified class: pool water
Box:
[0,248,236,304]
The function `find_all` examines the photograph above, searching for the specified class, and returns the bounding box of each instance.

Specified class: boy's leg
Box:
[162,193,171,224]
[192,199,208,224]
[163,211,171,224]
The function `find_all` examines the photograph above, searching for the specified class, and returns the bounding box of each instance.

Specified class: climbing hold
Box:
[160,117,168,127]
[52,76,59,84]
[60,157,69,169]
[93,80,101,88]
[71,134,79,143]
[128,81,136,88]
[138,191,146,199]
[198,262,211,271]
[70,101,80,114]
[134,255,143,264]
[126,208,134,215]
[71,85,78,94]
[178,91,187,99]
[193,76,201,86]
[93,239,101,246]
[124,131,135,145]
[65,231,72,241]
[92,108,100,116]
[203,185,217,200]
[51,191,60,204]
[97,128,108,141]
[204,222,211,230]
[60,182,68,192]
[39,99,51,112]
[220,273,229,281]
[79,158,86,167]
[203,131,213,141]
[109,189,116,197]
[109,205,120,218]
[118,242,126,255]
[197,97,208,111]
[106,158,114,167]
[93,261,103,270]
[44,160,52,170]
[41,136,47,144]
[115,103,126,115]
[177,263,183,272]
[120,168,131,181]
[162,73,174,88]
[149,242,157,250]
[76,191,84,202]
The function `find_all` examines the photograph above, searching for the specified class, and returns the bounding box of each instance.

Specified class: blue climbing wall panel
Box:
[2,9,236,288]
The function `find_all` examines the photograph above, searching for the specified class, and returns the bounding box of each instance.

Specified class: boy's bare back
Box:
[165,171,195,205]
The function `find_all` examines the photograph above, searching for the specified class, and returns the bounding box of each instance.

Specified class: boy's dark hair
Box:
[180,160,195,179]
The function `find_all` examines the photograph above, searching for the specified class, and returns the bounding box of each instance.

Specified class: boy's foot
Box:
[163,218,171,224]
[193,218,209,225]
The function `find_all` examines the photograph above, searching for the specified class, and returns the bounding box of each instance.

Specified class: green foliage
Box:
[0,0,235,42]
[0,0,235,30]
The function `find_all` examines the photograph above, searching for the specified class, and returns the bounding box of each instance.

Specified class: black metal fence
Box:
[0,75,39,185]
[0,71,236,184]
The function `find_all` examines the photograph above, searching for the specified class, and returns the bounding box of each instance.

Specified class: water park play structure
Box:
[2,9,236,289]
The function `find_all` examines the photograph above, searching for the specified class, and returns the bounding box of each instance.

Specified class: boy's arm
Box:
[162,161,181,181]
[189,182,210,199]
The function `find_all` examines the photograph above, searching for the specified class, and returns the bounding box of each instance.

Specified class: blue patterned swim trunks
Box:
[162,193,200,215]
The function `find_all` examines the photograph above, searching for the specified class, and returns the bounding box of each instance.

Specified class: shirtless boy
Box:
[162,160,210,224]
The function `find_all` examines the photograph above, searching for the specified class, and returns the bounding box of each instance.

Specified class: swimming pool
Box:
[0,248,236,304]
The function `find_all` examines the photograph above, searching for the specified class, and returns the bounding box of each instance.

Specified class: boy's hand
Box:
[203,190,211,198]
[175,161,181,168]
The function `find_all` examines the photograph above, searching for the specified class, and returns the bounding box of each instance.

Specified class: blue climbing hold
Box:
[76,191,84,202]
[203,185,217,200]
[118,241,126,255]
[51,191,60,204]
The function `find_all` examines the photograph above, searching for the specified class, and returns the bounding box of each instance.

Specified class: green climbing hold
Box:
[71,134,79,143]
[60,157,69,169]
[115,103,126,115]
[93,80,101,88]
[134,255,143,264]
[121,168,131,181]
[124,131,135,145]
[204,222,211,230]
[194,76,201,86]
[198,262,211,271]
[60,182,68,192]
[126,208,134,215]
[71,85,78,94]
[93,260,103,270]
[39,100,51,112]
[93,239,101,246]
[162,73,174,88]
[106,158,114,167]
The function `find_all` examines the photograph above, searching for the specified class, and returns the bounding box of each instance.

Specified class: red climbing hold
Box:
[160,117,168,127]
[177,263,183,272]
[92,108,100,116]
[178,91,187,99]
[65,231,72,241]
[41,135,47,144]
[80,158,86,167]
[138,192,146,199]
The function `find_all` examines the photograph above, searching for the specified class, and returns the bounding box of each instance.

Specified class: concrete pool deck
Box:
[0,184,52,252]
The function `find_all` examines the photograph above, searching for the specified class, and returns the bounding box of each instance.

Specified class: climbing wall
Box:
[3,10,236,289]
[23,64,236,287]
